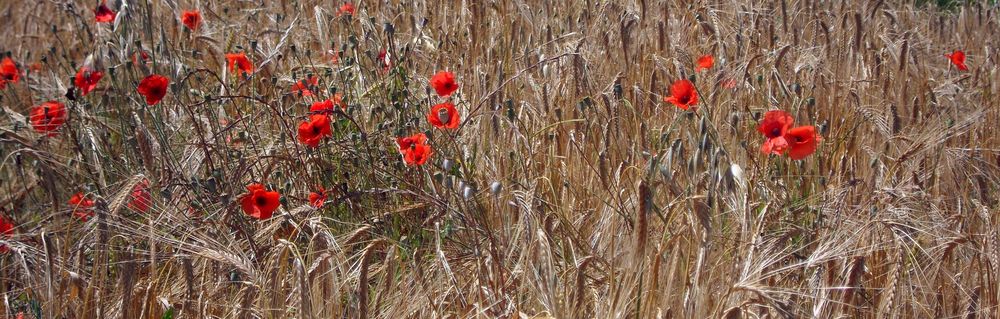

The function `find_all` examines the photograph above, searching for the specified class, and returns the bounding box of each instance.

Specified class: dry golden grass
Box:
[1,0,999,318]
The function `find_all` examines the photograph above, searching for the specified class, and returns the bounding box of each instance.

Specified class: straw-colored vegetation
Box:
[1,0,999,318]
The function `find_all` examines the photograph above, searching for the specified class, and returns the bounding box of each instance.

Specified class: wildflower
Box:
[74,66,104,96]
[132,49,150,65]
[94,2,116,23]
[309,95,345,115]
[240,184,281,220]
[137,74,169,105]
[128,180,152,213]
[291,76,319,97]
[695,55,714,72]
[69,192,95,221]
[378,49,391,72]
[945,50,968,71]
[181,10,202,31]
[0,215,14,253]
[298,115,332,147]
[396,133,432,166]
[757,110,794,155]
[338,2,356,16]
[30,101,68,136]
[785,126,821,160]
[428,102,460,129]
[429,71,458,97]
[308,187,327,208]
[0,57,19,90]
[225,53,254,76]
[663,79,698,110]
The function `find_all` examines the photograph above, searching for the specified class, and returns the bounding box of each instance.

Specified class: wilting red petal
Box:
[338,3,356,16]
[429,71,459,97]
[69,192,95,221]
[945,50,968,71]
[128,180,152,213]
[0,215,15,253]
[291,76,319,97]
[309,188,327,208]
[181,10,202,31]
[695,55,714,72]
[137,74,170,105]
[94,3,116,23]
[225,53,254,76]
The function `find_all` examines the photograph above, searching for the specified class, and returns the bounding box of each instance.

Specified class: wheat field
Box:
[0,0,999,318]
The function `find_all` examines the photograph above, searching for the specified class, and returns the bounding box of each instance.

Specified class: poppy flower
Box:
[309,95,345,115]
[308,187,327,208]
[297,114,333,147]
[378,49,392,72]
[338,3,356,16]
[395,132,428,151]
[663,79,698,110]
[0,57,19,90]
[758,110,794,155]
[291,76,319,97]
[240,183,281,220]
[137,74,169,105]
[181,10,201,31]
[785,126,821,160]
[69,192,95,221]
[945,50,968,71]
[428,102,460,129]
[94,2,116,23]
[0,215,14,253]
[127,180,152,213]
[225,53,254,76]
[132,50,150,65]
[695,55,714,72]
[74,66,104,96]
[396,133,432,166]
[30,101,68,136]
[429,71,458,97]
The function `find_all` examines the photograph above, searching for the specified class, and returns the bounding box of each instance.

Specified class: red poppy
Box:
[240,183,281,220]
[785,126,821,160]
[396,133,432,166]
[309,94,345,114]
[757,110,794,139]
[69,192,95,221]
[0,215,14,253]
[94,2,116,23]
[128,180,152,213]
[30,101,68,136]
[74,66,104,96]
[28,62,43,72]
[428,102,460,129]
[0,57,19,90]
[695,55,714,72]
[132,50,150,65]
[378,49,392,72]
[225,53,254,76]
[291,76,319,97]
[338,3,356,16]
[137,74,169,105]
[945,50,968,71]
[663,79,698,110]
[395,132,428,151]
[429,71,458,97]
[308,187,327,208]
[298,114,333,147]
[181,10,202,31]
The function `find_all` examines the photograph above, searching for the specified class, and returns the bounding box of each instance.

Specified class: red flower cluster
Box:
[945,50,968,71]
[396,133,432,166]
[758,110,821,160]
[30,101,68,136]
[69,192,95,221]
[138,74,170,105]
[181,10,202,31]
[0,57,19,90]
[664,79,698,110]
[74,66,104,96]
[240,184,281,220]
